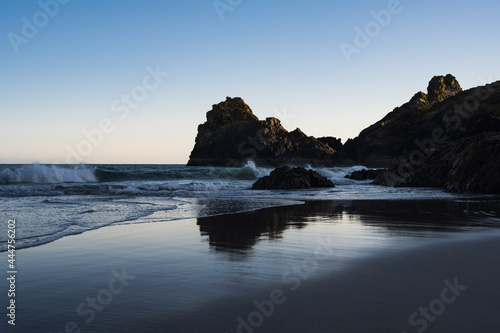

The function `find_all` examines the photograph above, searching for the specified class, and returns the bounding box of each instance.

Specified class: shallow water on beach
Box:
[2,198,500,332]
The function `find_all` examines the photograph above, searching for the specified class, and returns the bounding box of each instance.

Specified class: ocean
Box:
[0,162,477,252]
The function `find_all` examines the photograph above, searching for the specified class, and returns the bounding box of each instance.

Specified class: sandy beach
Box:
[145,230,500,333]
[2,199,500,333]
[237,233,500,333]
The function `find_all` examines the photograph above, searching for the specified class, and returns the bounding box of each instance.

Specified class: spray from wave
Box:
[0,162,371,186]
[94,161,273,183]
[0,164,97,184]
[0,162,271,186]
[314,166,371,185]
[207,161,271,180]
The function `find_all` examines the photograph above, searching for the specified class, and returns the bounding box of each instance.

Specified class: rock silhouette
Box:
[187,75,500,193]
[187,97,337,167]
[338,75,500,168]
[252,166,335,190]
[374,132,500,194]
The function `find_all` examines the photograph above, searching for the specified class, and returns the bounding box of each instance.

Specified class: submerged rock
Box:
[251,166,335,190]
[187,97,337,167]
[345,168,385,181]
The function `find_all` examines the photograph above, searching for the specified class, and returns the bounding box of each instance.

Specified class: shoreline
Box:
[2,199,500,332]
[5,195,498,253]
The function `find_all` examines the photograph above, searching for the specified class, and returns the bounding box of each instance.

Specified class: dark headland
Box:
[188,75,500,193]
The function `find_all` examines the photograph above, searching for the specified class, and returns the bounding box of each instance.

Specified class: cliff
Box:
[187,77,500,193]
[374,132,500,194]
[187,97,337,167]
[338,75,500,167]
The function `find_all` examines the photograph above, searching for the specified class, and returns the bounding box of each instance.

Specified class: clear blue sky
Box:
[1,0,499,164]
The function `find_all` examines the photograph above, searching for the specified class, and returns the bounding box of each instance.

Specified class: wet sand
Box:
[2,199,500,332]
[153,232,500,333]
[254,233,500,333]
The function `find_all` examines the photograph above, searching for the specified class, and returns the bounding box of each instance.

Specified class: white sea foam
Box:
[314,165,370,185]
[243,161,271,178]
[0,164,97,184]
[107,182,246,195]
[206,161,272,180]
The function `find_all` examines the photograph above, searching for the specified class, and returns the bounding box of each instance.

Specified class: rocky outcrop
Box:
[251,166,334,190]
[186,77,500,194]
[427,74,462,105]
[187,97,337,167]
[338,75,500,168]
[317,137,343,152]
[373,132,500,194]
[345,169,385,181]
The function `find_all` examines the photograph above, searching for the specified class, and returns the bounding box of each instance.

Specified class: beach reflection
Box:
[197,199,500,253]
[197,203,309,252]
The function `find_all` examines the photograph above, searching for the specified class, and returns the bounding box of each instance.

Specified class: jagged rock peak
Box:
[317,137,343,152]
[427,74,462,105]
[290,128,307,138]
[407,91,430,111]
[264,117,283,128]
[206,97,258,126]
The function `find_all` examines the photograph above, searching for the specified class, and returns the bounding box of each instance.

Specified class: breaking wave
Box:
[0,162,372,188]
[315,166,371,185]
[0,164,97,184]
[94,161,272,182]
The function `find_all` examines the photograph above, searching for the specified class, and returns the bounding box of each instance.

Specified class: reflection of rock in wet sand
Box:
[197,199,500,253]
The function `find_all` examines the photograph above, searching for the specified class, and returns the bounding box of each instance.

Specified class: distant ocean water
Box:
[0,163,479,251]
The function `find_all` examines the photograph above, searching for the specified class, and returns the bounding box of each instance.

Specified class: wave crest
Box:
[0,164,97,184]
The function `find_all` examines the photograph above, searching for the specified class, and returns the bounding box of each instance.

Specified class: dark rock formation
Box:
[317,136,343,152]
[427,74,462,105]
[187,97,337,167]
[339,75,500,168]
[186,76,500,194]
[345,168,385,181]
[251,166,334,190]
[374,132,500,194]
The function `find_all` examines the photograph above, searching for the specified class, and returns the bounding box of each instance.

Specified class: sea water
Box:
[0,162,483,251]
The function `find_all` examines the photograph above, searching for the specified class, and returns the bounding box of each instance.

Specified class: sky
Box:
[1,0,499,164]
